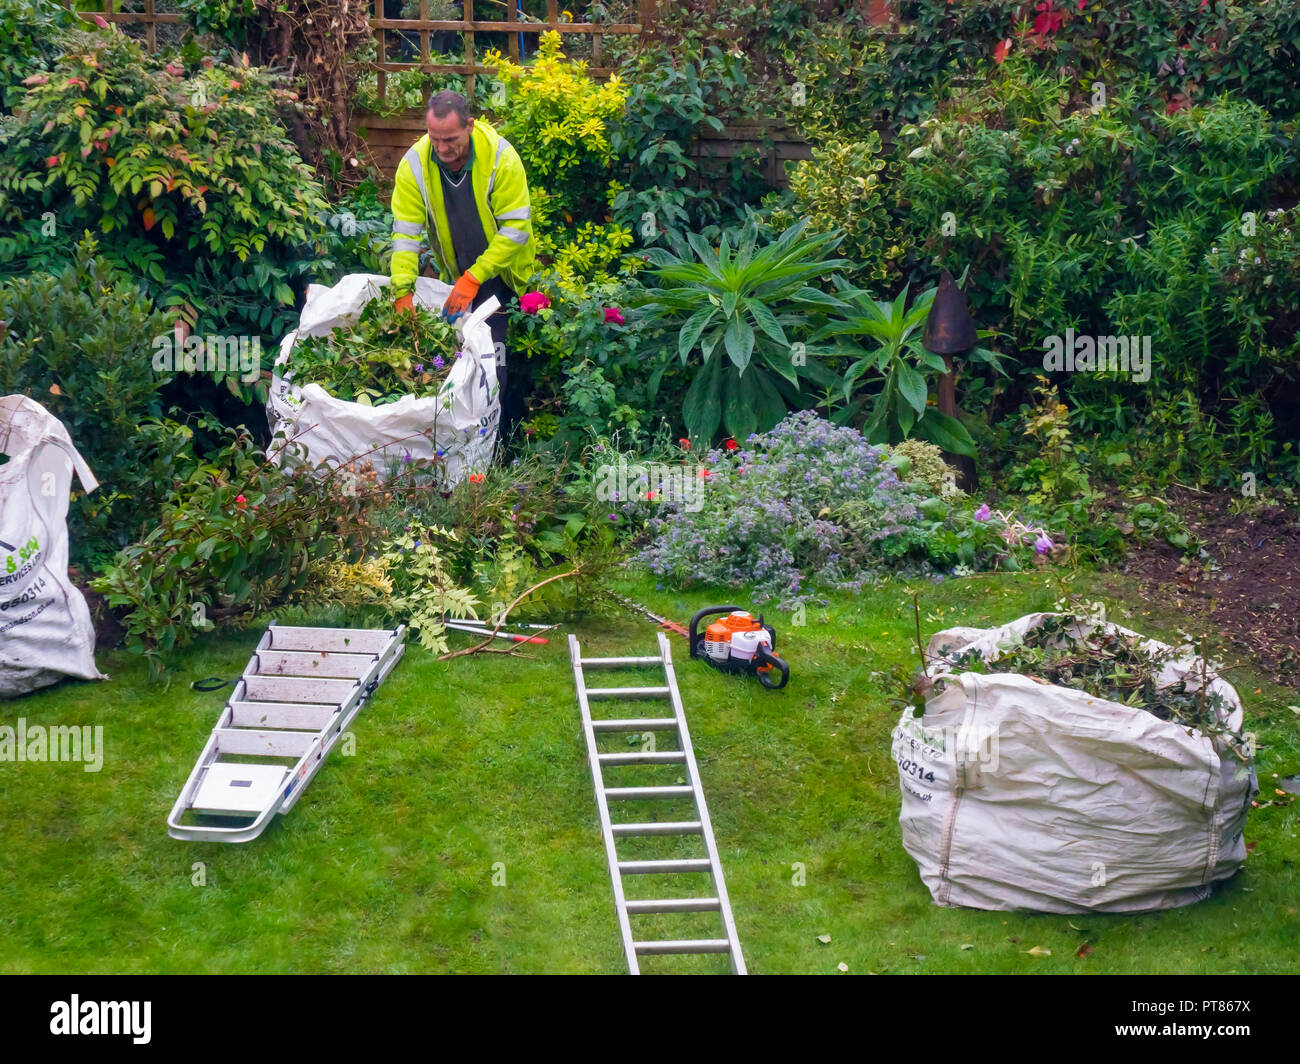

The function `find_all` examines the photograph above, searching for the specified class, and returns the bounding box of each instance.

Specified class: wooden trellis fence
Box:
[61,0,182,52]
[57,1,898,186]
[368,1,661,106]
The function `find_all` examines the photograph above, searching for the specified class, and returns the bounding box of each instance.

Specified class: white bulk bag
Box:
[267,273,500,482]
[892,612,1257,913]
[0,395,107,698]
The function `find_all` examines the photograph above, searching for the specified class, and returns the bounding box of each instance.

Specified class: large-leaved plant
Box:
[635,214,849,442]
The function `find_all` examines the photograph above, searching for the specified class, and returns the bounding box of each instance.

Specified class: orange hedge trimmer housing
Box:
[688,606,790,690]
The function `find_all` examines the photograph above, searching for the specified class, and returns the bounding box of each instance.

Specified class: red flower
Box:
[724,439,738,451]
[697,469,710,479]
[468,472,485,483]
[520,291,550,315]
[645,490,657,500]
[1077,0,1086,8]
[604,306,625,325]
[994,38,1012,64]
[45,155,59,168]
[679,437,691,450]
[235,494,246,509]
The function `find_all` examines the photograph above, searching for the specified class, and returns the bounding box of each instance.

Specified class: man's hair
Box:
[427,90,471,126]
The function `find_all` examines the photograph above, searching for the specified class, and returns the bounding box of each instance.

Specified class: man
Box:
[389,90,535,432]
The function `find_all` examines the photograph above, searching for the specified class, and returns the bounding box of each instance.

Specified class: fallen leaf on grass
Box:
[960,943,975,950]
[1076,942,1094,958]
[837,962,848,972]
[1024,946,1052,957]
[817,934,831,944]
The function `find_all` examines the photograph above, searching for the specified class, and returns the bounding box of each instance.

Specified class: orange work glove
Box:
[443,272,480,317]
[393,293,415,315]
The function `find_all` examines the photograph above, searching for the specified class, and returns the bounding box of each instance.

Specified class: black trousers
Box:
[473,276,521,441]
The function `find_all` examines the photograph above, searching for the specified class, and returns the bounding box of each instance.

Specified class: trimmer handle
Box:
[688,605,744,660]
[755,645,790,690]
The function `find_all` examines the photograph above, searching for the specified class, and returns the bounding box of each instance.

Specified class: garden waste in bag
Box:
[0,395,107,698]
[267,273,500,482]
[892,612,1257,913]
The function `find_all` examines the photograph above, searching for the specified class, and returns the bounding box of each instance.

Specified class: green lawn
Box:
[2,567,1297,974]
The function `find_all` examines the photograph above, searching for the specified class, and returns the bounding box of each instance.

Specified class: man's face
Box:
[427,110,471,167]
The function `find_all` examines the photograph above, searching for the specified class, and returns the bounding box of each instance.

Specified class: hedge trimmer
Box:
[612,595,790,690]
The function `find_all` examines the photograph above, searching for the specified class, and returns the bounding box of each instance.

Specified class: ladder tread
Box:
[633,938,733,955]
[579,656,663,667]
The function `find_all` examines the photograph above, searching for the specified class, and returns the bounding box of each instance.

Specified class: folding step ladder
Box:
[167,622,406,843]
[569,631,746,974]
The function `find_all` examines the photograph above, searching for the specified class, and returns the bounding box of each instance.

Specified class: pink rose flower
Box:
[604,306,625,325]
[520,291,550,315]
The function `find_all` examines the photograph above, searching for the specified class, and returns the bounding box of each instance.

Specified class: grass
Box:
[1,566,1297,974]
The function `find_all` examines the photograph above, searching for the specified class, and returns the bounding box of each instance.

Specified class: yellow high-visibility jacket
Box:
[389,118,537,296]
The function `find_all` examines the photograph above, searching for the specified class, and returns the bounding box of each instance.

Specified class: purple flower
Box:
[1035,533,1054,554]
[415,363,424,373]
[432,355,445,369]
[974,503,991,521]
[402,450,412,464]
[606,513,618,522]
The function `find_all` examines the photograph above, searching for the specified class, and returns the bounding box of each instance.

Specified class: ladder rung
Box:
[586,686,671,700]
[605,786,695,801]
[619,858,713,875]
[598,751,687,765]
[611,821,703,836]
[580,656,663,668]
[590,718,678,732]
[624,897,721,914]
[634,939,732,956]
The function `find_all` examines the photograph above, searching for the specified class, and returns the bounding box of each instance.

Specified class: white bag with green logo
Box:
[0,395,106,698]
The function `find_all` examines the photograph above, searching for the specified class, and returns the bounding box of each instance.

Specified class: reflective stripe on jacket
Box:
[389,118,537,296]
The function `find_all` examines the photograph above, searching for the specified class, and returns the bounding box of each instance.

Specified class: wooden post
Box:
[464,0,475,103]
[375,0,387,108]
[638,0,659,36]
[505,0,520,62]
[420,0,431,85]
[866,0,892,26]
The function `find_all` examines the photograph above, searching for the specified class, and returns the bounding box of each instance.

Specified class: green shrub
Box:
[889,439,964,500]
[91,420,384,679]
[0,27,332,399]
[0,0,76,114]
[766,135,906,288]
[634,213,850,443]
[0,237,179,567]
[610,40,767,249]
[507,275,680,446]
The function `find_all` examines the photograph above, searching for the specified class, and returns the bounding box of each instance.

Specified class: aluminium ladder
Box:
[167,622,406,843]
[570,631,746,974]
